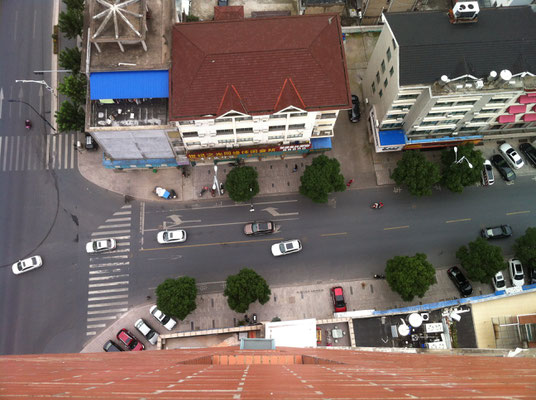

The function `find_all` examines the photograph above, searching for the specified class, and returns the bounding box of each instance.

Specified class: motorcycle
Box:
[219,182,225,195]
[199,186,209,197]
[374,274,386,279]
[371,202,384,209]
[25,120,32,129]
[155,186,177,199]
[180,166,190,178]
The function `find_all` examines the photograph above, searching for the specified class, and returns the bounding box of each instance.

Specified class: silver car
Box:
[134,319,159,345]
[149,306,177,331]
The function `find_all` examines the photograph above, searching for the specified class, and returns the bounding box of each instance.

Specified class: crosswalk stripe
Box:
[87,315,118,322]
[87,323,106,329]
[8,135,14,171]
[86,331,96,336]
[19,136,26,171]
[116,242,131,247]
[89,261,130,268]
[64,132,69,168]
[91,229,131,236]
[57,134,62,169]
[88,288,129,295]
[87,308,128,315]
[98,223,131,229]
[0,137,4,171]
[88,281,129,288]
[45,135,50,169]
[89,268,125,275]
[113,211,132,216]
[89,254,129,262]
[106,217,132,222]
[14,136,20,171]
[89,274,130,282]
[87,301,129,308]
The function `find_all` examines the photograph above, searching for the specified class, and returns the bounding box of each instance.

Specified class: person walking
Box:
[292,164,298,172]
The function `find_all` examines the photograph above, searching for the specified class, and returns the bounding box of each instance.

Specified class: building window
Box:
[471,117,490,123]
[421,120,439,126]
[384,78,388,88]
[386,47,391,62]
[216,129,233,135]
[450,110,466,115]
[372,82,376,94]
[236,127,253,133]
[389,66,394,77]
[269,125,286,131]
[488,98,509,104]
[236,137,253,142]
[235,116,253,122]
[186,141,201,145]
[182,132,198,137]
[435,101,455,107]
[456,100,477,106]
[217,139,234,144]
[269,114,287,119]
[381,60,386,73]
[376,72,380,83]
[290,112,307,118]
[320,113,337,119]
[397,93,419,100]
[287,133,303,138]
[268,135,284,140]
[392,38,397,49]
[379,89,383,98]
[288,123,305,130]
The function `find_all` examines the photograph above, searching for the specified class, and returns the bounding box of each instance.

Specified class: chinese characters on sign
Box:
[187,143,312,161]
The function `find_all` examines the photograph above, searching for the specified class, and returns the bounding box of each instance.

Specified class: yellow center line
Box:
[506,211,530,216]
[384,225,409,231]
[446,218,471,224]
[140,237,284,252]
[320,232,347,237]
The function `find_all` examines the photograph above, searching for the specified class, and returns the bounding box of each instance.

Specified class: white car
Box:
[508,258,525,287]
[157,230,187,244]
[134,318,159,345]
[492,271,506,291]
[271,239,302,256]
[149,305,177,331]
[86,238,117,254]
[499,143,524,169]
[12,256,43,275]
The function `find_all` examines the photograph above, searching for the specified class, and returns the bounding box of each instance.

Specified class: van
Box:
[482,159,494,185]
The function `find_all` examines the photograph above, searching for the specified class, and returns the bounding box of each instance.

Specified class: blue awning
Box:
[90,70,169,100]
[379,130,406,146]
[311,137,332,150]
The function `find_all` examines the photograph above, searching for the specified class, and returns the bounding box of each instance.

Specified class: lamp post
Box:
[15,79,57,98]
[213,164,220,196]
[7,99,56,132]
[452,146,472,169]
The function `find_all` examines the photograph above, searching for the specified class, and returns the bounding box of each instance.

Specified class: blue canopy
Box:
[311,137,332,150]
[379,130,406,146]
[90,70,169,100]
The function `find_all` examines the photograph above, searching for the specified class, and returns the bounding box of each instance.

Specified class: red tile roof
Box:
[170,14,351,120]
[214,6,244,21]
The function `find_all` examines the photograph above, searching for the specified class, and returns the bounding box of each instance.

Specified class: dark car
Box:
[447,266,473,297]
[85,134,98,150]
[519,143,536,168]
[530,265,536,285]
[348,94,360,123]
[116,328,144,351]
[103,340,123,352]
[330,286,347,312]
[243,221,275,236]
[490,154,516,181]
[481,224,512,239]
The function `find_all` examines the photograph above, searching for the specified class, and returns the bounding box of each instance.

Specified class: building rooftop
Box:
[170,14,352,120]
[385,6,536,86]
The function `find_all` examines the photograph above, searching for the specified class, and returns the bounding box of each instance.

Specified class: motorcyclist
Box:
[25,119,32,129]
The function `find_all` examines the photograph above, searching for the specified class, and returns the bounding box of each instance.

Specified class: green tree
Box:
[385,253,437,301]
[58,74,87,105]
[224,268,271,313]
[391,150,441,196]
[514,227,536,268]
[58,7,83,39]
[456,237,505,283]
[156,277,197,320]
[186,15,200,22]
[59,47,81,75]
[63,0,84,11]
[55,100,85,132]
[440,144,485,193]
[299,155,345,203]
[226,166,259,202]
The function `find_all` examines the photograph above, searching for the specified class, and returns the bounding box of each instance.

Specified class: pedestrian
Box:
[249,204,255,212]
[292,164,298,172]
[346,179,354,187]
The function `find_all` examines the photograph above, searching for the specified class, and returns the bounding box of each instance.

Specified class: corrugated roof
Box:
[386,7,536,86]
[90,70,169,100]
[170,14,351,120]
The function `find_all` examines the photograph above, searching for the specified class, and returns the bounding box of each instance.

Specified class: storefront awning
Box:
[379,130,406,146]
[518,95,536,104]
[90,70,169,100]
[497,115,515,123]
[508,105,526,114]
[311,137,332,150]
[522,113,536,122]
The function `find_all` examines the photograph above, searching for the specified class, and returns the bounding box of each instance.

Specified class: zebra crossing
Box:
[86,204,133,337]
[0,132,78,172]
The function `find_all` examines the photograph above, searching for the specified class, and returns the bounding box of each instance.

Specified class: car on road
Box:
[492,271,506,292]
[12,255,43,275]
[149,305,177,331]
[490,154,516,182]
[481,224,512,239]
[134,319,159,345]
[447,266,473,297]
[103,340,123,352]
[86,238,117,254]
[330,286,347,312]
[348,94,361,122]
[481,160,494,185]
[157,230,187,244]
[116,328,144,351]
[499,143,524,169]
[508,258,525,287]
[519,142,536,168]
[271,239,302,256]
[244,221,275,236]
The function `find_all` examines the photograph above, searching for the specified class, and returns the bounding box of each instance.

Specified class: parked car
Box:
[492,271,506,292]
[244,221,275,236]
[519,142,536,168]
[134,319,159,345]
[149,305,177,331]
[330,286,347,312]
[271,239,302,256]
[85,134,98,150]
[529,265,536,285]
[86,238,117,253]
[348,94,361,123]
[490,154,516,181]
[12,255,43,275]
[447,266,473,297]
[508,258,525,287]
[481,160,495,185]
[103,340,123,352]
[499,143,524,169]
[481,224,512,239]
[157,230,187,244]
[116,328,144,351]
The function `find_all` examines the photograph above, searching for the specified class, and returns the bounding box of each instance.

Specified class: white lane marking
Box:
[8,135,14,171]
[51,135,56,169]
[1,137,7,171]
[89,268,125,275]
[89,254,129,262]
[114,211,132,216]
[87,323,106,329]
[89,274,130,281]
[148,199,299,214]
[88,281,129,288]
[87,301,129,308]
[122,204,132,209]
[88,288,129,295]
[64,133,69,168]
[32,8,36,38]
[91,229,131,237]
[45,134,50,170]
[57,134,62,169]
[71,133,75,168]
[98,223,131,229]
[14,136,20,171]
[88,294,129,302]
[86,331,96,336]
[89,261,130,268]
[87,315,118,322]
[19,136,26,171]
[0,137,3,170]
[87,308,128,315]
[117,242,131,247]
[144,217,300,232]
[106,217,131,222]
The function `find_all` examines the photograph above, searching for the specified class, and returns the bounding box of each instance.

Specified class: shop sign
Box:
[187,143,311,160]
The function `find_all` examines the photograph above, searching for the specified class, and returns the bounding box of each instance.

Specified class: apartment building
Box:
[362,4,536,153]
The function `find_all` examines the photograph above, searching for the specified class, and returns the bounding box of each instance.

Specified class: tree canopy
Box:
[59,47,81,75]
[55,100,85,133]
[58,74,87,105]
[225,166,260,202]
[456,237,505,283]
[514,227,536,268]
[385,253,437,301]
[391,151,441,196]
[58,7,83,39]
[224,268,271,313]
[156,277,198,320]
[440,144,485,193]
[299,155,346,203]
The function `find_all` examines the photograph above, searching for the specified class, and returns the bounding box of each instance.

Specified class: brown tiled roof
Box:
[2,347,536,399]
[170,14,351,120]
[214,6,245,21]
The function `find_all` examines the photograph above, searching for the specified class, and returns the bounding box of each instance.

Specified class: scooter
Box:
[25,120,32,129]
[374,274,386,279]
[252,313,257,324]
[371,202,384,209]
[219,182,225,195]
[155,186,177,199]
[199,186,209,197]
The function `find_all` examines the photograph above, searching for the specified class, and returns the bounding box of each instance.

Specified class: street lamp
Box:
[15,79,57,98]
[452,146,473,168]
[7,99,56,132]
[213,164,220,196]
